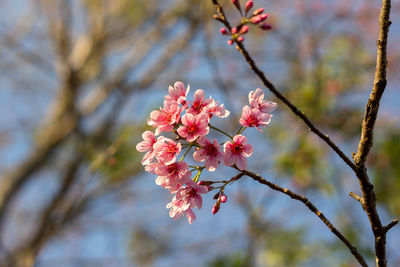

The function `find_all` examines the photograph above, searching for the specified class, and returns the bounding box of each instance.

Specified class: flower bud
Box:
[212,203,220,214]
[220,27,228,35]
[260,23,272,30]
[231,0,241,12]
[239,25,249,34]
[199,180,213,186]
[250,15,261,24]
[250,14,268,24]
[237,36,244,42]
[231,27,238,34]
[260,14,269,21]
[227,39,234,45]
[253,8,264,16]
[245,0,253,14]
[219,194,228,203]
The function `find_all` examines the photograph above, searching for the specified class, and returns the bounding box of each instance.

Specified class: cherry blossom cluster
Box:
[220,0,272,45]
[136,81,276,223]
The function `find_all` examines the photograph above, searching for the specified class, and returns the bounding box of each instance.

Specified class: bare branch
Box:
[383,219,398,234]
[210,0,358,173]
[237,168,368,267]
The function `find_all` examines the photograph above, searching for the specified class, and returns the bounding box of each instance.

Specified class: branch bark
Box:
[211,0,395,266]
[238,168,368,267]
[211,0,358,173]
[352,1,392,266]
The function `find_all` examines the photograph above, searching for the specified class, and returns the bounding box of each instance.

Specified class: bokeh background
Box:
[0,0,399,266]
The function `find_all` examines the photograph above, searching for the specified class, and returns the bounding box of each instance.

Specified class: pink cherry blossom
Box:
[206,100,230,118]
[165,81,190,105]
[144,162,161,174]
[148,101,181,135]
[177,113,209,142]
[239,105,273,132]
[153,138,181,165]
[166,180,208,224]
[248,88,277,114]
[136,131,159,165]
[187,89,213,116]
[223,134,253,170]
[193,137,224,172]
[155,161,191,192]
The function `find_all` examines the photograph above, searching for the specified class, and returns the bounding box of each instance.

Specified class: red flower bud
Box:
[239,25,249,34]
[237,36,244,42]
[260,23,272,30]
[220,27,228,35]
[250,13,268,24]
[245,0,253,14]
[231,0,241,12]
[199,180,213,186]
[253,8,264,16]
[227,39,234,45]
[212,203,220,214]
[220,194,228,203]
[260,14,269,21]
[231,27,238,34]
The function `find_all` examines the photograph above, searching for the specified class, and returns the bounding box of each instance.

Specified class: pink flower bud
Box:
[250,15,261,24]
[260,14,269,21]
[253,8,264,16]
[245,0,253,14]
[220,194,228,203]
[239,25,249,34]
[227,39,234,45]
[231,27,238,34]
[237,36,244,42]
[220,27,228,35]
[251,14,268,24]
[260,23,272,30]
[212,203,220,214]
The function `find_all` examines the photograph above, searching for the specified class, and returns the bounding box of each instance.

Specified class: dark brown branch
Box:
[383,219,398,234]
[211,0,357,173]
[238,168,368,267]
[351,1,391,266]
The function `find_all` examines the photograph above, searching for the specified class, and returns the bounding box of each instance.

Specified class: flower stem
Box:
[238,126,247,134]
[180,144,193,161]
[209,124,233,139]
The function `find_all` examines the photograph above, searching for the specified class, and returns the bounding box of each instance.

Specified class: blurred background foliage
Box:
[0,0,399,266]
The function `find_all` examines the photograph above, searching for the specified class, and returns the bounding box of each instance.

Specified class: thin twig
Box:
[211,0,357,173]
[238,168,368,267]
[383,219,398,234]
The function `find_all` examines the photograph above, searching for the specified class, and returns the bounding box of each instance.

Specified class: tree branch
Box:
[211,0,358,173]
[238,168,368,267]
[352,1,392,266]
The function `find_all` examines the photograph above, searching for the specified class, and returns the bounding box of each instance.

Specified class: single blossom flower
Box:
[193,137,224,172]
[248,88,277,114]
[136,131,159,165]
[187,89,213,116]
[239,105,273,131]
[177,113,209,142]
[206,100,230,118]
[144,162,161,174]
[166,180,208,224]
[153,138,181,165]
[155,161,192,193]
[224,134,253,170]
[148,101,181,135]
[165,81,190,105]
